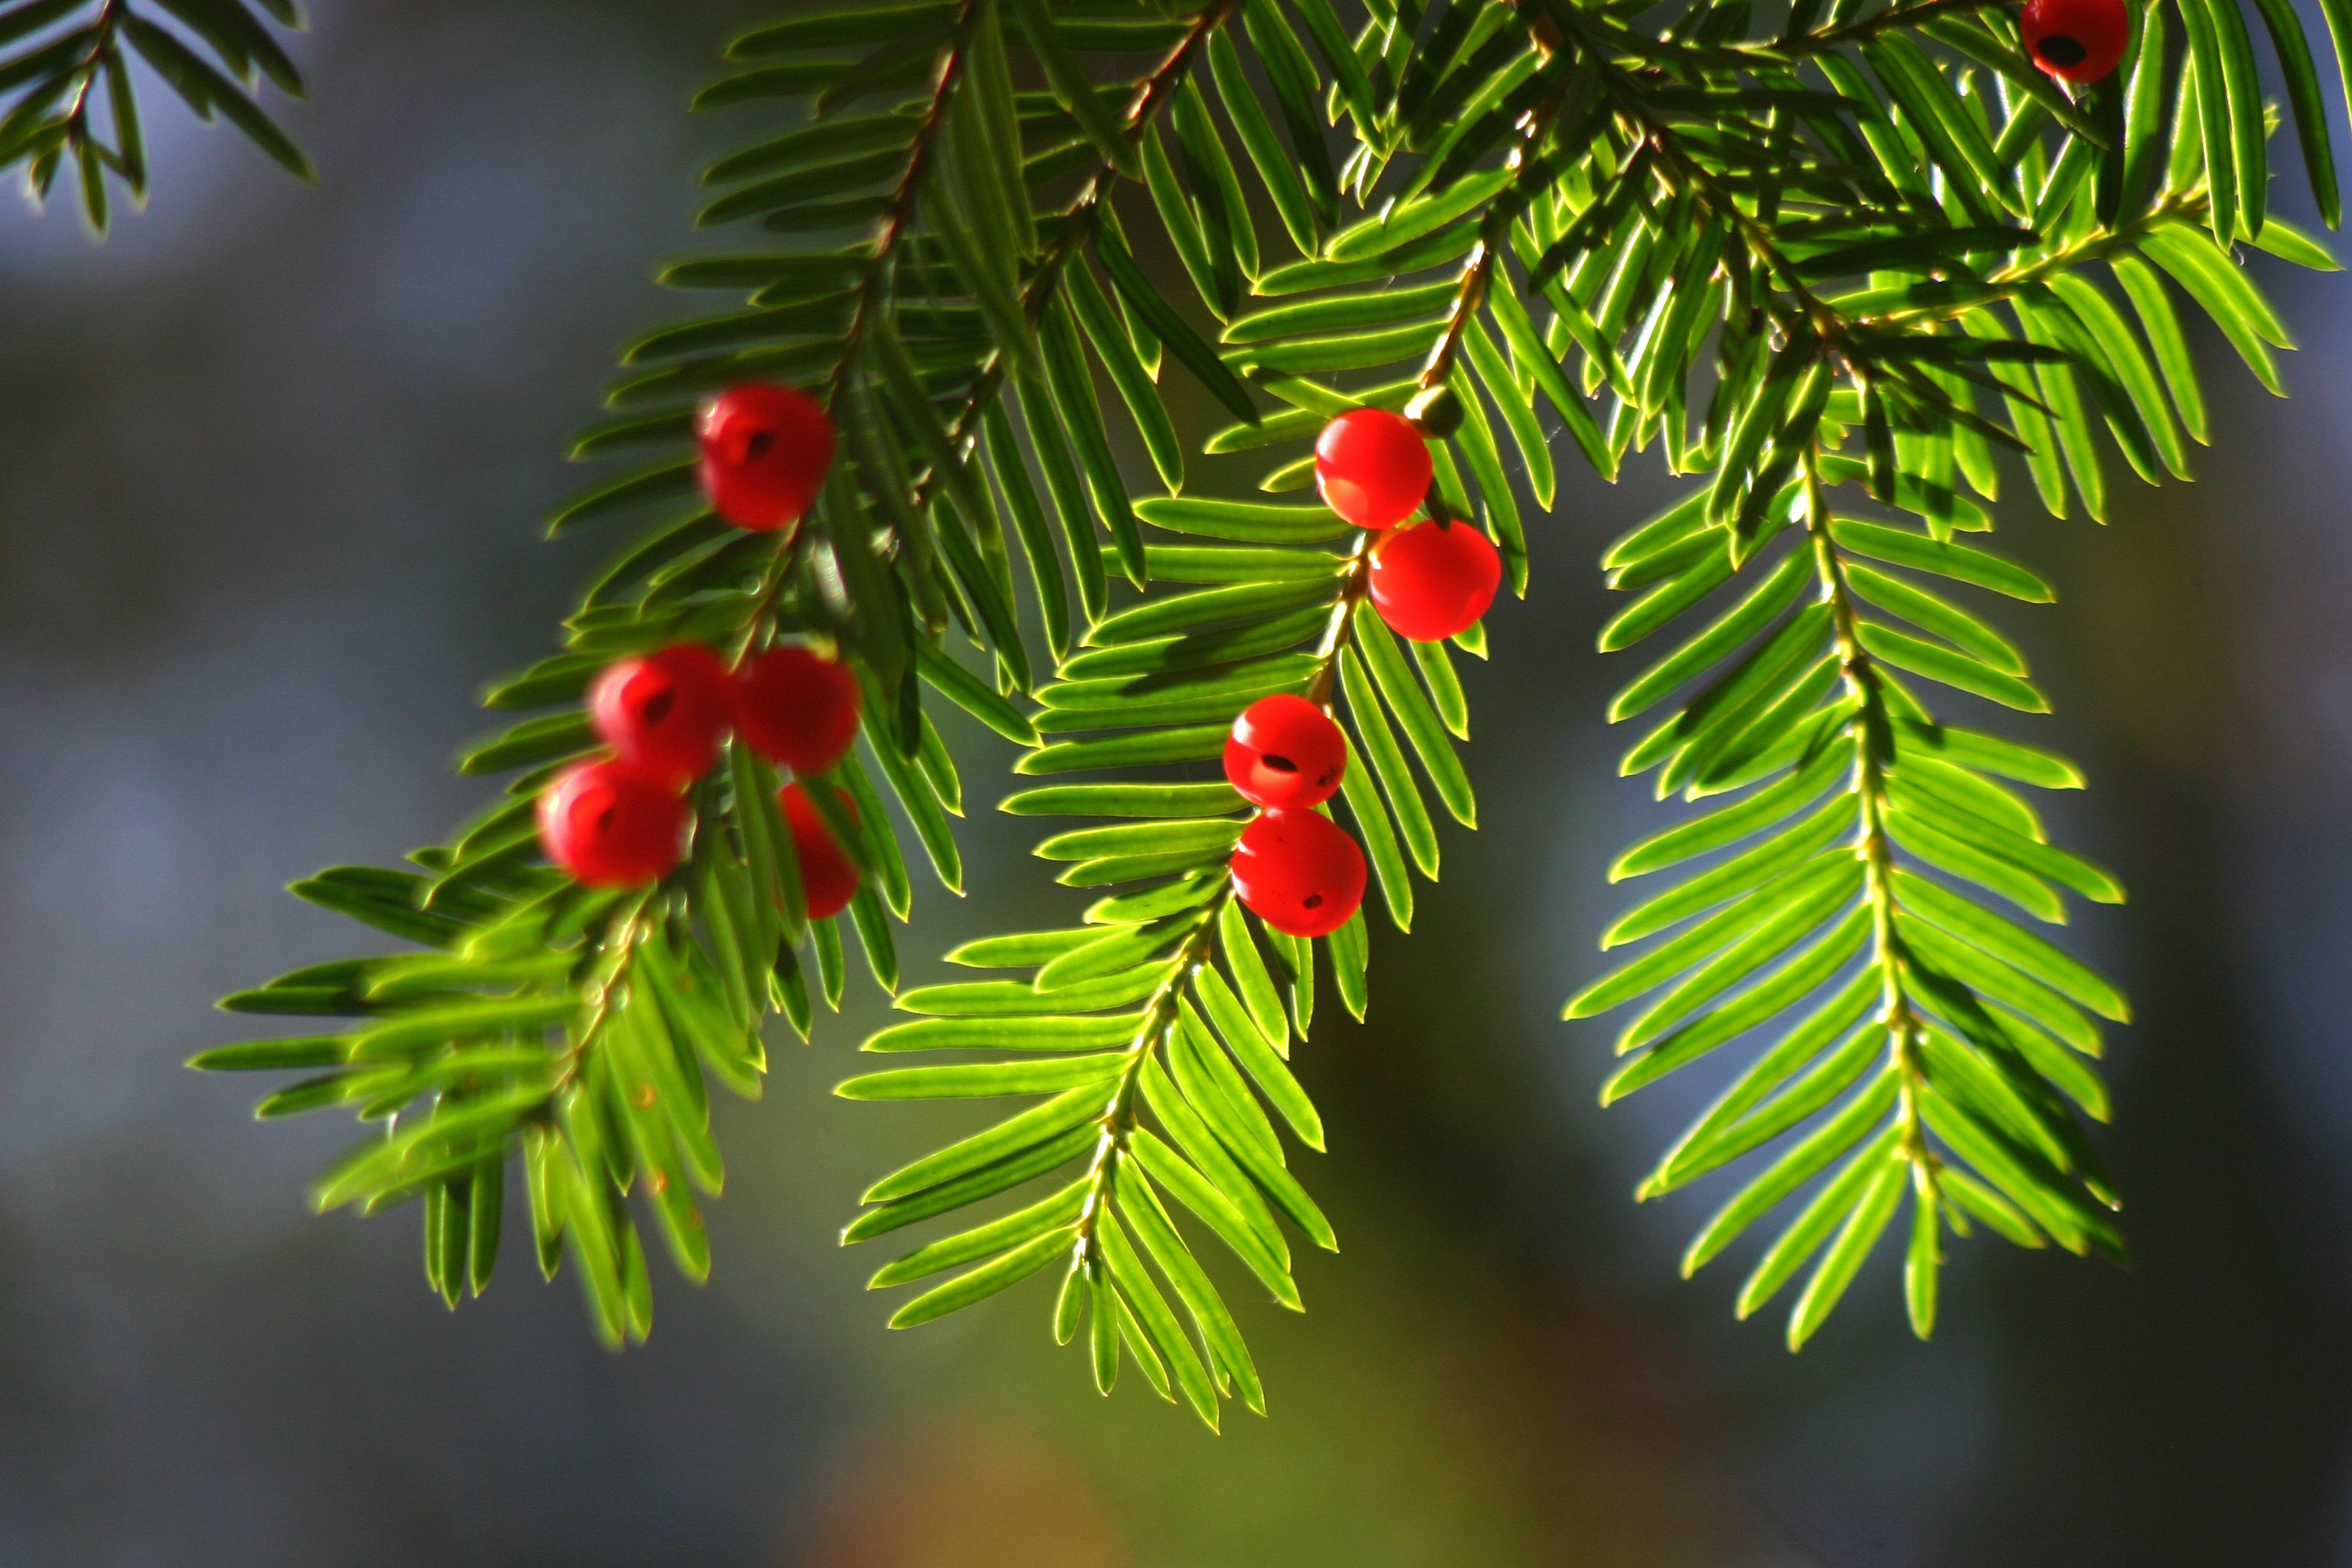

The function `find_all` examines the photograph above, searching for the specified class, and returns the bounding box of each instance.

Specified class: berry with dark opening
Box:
[697,381,835,532]
[588,643,732,788]
[1230,808,1367,939]
[734,646,861,776]
[781,782,861,919]
[1223,694,1347,809]
[1367,518,1502,642]
[537,760,684,887]
[2020,0,2128,83]
[1315,407,1432,530]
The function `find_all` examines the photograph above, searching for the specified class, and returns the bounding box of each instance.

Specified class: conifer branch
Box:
[1070,524,1376,1285]
[198,0,2349,1389]
[0,0,309,229]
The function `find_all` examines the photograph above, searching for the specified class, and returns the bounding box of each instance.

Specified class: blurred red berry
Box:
[1230,808,1365,939]
[734,646,861,776]
[780,781,861,919]
[1315,407,1432,530]
[588,643,731,787]
[537,760,684,887]
[1223,694,1347,809]
[2020,0,2127,82]
[1368,518,1501,642]
[697,381,835,532]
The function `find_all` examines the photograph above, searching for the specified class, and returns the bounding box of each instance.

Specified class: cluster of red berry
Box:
[537,380,868,900]
[1210,405,1499,935]
[538,645,864,906]
[1314,406,1499,643]
[540,382,1499,944]
[1221,693,1364,936]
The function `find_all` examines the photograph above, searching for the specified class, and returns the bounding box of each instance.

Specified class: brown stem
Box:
[820,0,992,411]
[1418,70,1577,394]
[912,0,1239,513]
[1303,531,1378,707]
[58,0,128,142]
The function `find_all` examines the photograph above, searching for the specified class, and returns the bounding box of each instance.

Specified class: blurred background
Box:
[5,1,2352,1562]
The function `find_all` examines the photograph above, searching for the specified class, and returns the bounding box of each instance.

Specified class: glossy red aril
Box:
[1368,518,1501,642]
[734,646,861,776]
[1315,407,1432,530]
[697,381,835,532]
[537,760,684,887]
[781,782,861,919]
[589,643,732,787]
[2020,0,2128,83]
[1230,809,1366,939]
[1224,694,1346,809]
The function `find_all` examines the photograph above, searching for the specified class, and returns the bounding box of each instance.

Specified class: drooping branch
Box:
[1796,448,1935,1184]
[1075,525,1375,1269]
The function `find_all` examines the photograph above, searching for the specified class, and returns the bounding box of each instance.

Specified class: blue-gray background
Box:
[7,2,2352,1562]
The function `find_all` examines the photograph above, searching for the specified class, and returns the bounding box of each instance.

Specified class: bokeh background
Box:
[7,2,2352,1562]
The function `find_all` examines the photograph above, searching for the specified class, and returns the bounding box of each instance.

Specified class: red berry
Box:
[697,382,835,532]
[588,644,732,788]
[734,646,861,776]
[537,761,684,887]
[2020,0,2127,82]
[1223,694,1347,809]
[1230,809,1366,939]
[1367,518,1501,643]
[1315,407,1432,530]
[780,782,861,918]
